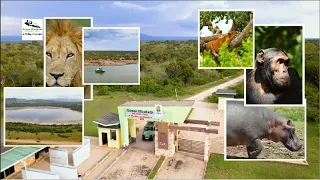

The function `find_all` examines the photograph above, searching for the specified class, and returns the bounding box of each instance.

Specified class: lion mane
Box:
[46,19,82,86]
[46,19,90,98]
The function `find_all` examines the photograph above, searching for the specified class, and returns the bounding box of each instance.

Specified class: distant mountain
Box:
[1,36,317,42]
[47,98,82,102]
[1,34,197,42]
[140,34,197,41]
[1,36,22,42]
[5,98,26,103]
[1,36,42,43]
[5,98,82,103]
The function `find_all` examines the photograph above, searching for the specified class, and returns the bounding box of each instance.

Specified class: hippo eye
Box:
[46,52,52,58]
[66,53,74,58]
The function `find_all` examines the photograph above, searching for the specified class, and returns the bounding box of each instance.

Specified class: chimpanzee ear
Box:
[256,49,264,63]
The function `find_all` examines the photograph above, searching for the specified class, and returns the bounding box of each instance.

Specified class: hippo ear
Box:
[287,120,292,126]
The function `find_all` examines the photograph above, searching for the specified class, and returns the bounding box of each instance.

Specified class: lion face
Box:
[46,35,81,87]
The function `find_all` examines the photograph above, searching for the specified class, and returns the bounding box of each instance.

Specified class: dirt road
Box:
[181,75,244,154]
[186,75,244,101]
[156,153,205,179]
[6,139,82,145]
[84,149,123,179]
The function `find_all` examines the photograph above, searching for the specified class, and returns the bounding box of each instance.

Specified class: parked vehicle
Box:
[142,121,157,141]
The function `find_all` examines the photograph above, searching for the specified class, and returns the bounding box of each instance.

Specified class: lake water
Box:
[84,64,139,84]
[5,107,82,123]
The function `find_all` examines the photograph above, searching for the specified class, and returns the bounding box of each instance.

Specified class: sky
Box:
[5,88,83,99]
[84,28,139,51]
[1,1,319,38]
[201,18,233,37]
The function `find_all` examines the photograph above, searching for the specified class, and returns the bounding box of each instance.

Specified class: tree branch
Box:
[228,14,253,50]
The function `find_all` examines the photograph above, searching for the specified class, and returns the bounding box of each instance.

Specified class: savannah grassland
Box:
[84,50,138,66]
[5,122,82,145]
[0,39,319,178]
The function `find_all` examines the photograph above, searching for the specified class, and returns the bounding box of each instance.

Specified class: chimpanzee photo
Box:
[246,48,302,104]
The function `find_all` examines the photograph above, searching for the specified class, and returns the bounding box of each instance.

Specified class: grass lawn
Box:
[206,123,319,179]
[148,156,166,179]
[84,74,242,136]
[267,107,305,122]
[6,131,82,142]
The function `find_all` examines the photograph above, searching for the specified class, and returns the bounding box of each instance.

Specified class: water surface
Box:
[84,64,139,84]
[6,107,82,123]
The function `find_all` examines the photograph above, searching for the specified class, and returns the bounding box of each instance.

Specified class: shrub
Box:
[207,92,219,103]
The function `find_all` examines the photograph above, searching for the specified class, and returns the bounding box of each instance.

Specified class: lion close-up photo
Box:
[45,18,92,99]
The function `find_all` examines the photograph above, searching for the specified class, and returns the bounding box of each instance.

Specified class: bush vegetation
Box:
[6,122,82,134]
[255,26,303,76]
[206,82,244,103]
[1,41,43,87]
[304,40,319,122]
[84,50,138,60]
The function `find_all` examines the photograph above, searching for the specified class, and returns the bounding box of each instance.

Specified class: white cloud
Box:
[112,1,229,22]
[110,1,319,38]
[1,16,22,36]
[201,18,234,37]
[1,1,319,38]
[112,2,152,11]
[230,1,319,38]
[95,23,152,28]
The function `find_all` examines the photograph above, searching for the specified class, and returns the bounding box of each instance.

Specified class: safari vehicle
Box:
[142,121,158,141]
[95,68,105,73]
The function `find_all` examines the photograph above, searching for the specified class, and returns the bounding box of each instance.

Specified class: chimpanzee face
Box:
[256,48,290,88]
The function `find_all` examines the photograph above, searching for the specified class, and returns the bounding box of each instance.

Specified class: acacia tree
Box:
[199,11,253,51]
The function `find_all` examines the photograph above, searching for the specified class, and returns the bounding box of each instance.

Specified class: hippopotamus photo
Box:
[226,100,303,159]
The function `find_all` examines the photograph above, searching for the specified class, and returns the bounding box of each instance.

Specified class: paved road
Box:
[186,75,244,101]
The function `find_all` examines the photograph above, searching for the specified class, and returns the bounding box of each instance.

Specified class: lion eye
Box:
[46,52,52,58]
[67,53,74,58]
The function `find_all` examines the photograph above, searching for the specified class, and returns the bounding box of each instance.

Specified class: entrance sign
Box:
[126,108,164,120]
[126,109,154,119]
[154,105,163,120]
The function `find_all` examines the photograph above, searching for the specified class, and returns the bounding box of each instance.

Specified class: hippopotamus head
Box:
[271,119,302,151]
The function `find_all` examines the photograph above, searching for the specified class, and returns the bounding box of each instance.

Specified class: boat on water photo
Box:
[95,68,105,73]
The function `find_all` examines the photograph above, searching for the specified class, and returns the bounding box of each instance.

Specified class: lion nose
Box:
[50,72,64,80]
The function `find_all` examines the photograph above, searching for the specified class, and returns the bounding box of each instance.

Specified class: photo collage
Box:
[1,1,318,179]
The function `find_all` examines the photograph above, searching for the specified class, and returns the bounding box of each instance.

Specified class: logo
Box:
[153,105,163,120]
[22,19,43,41]
[24,20,41,28]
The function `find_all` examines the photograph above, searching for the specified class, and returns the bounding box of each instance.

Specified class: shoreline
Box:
[6,119,82,125]
[84,59,138,66]
[6,106,74,110]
